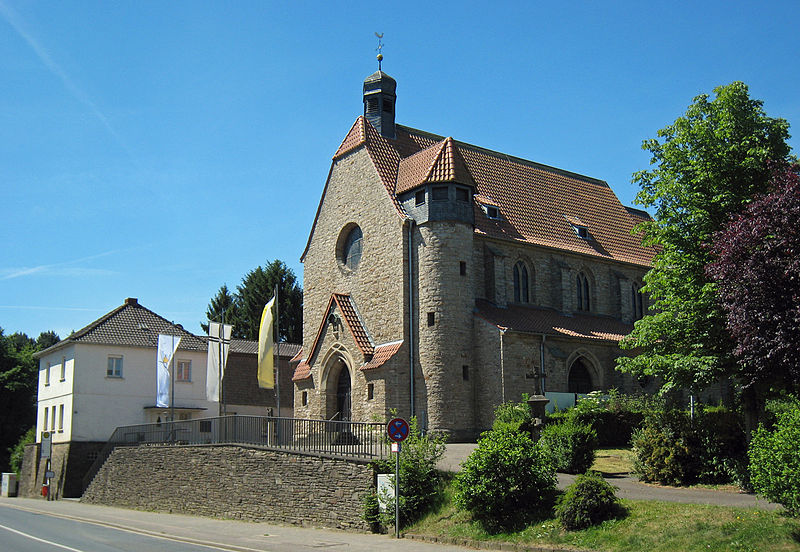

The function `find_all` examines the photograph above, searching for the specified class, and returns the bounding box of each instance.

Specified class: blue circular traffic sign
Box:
[387,417,410,442]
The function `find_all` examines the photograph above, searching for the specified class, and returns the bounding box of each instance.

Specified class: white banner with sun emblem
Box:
[156,333,182,408]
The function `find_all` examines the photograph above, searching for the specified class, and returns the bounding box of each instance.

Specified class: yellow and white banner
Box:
[257,297,276,389]
[156,333,182,408]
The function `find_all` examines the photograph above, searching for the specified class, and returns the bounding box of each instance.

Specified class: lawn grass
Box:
[405,481,800,552]
[591,448,635,476]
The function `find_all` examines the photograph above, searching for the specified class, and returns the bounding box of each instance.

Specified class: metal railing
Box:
[82,415,388,493]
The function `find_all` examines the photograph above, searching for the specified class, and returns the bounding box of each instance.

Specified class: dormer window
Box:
[455,187,470,202]
[415,190,426,206]
[484,205,501,220]
[574,225,589,239]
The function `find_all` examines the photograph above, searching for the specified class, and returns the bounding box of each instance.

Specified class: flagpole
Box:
[170,326,175,430]
[274,284,280,418]
[219,313,225,417]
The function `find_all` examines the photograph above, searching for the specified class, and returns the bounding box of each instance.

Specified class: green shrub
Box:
[492,394,534,434]
[555,472,623,530]
[749,399,800,515]
[631,410,699,485]
[362,492,381,532]
[631,406,747,487]
[538,420,597,474]
[453,428,556,531]
[9,427,35,475]
[371,417,446,528]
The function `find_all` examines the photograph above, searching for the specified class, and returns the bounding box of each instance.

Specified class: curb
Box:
[404,533,594,552]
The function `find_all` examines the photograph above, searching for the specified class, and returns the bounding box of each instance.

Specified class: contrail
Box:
[0,1,139,164]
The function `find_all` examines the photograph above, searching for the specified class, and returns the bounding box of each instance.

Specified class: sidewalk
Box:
[0,497,474,552]
[440,443,779,510]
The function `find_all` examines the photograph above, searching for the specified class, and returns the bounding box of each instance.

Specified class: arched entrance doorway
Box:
[568,358,594,394]
[335,363,352,422]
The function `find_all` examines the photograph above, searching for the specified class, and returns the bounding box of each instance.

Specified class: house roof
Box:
[34,298,303,359]
[227,339,301,358]
[35,298,206,358]
[320,116,655,267]
[361,341,403,371]
[304,293,374,363]
[475,299,633,343]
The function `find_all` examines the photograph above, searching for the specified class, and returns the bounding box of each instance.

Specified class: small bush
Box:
[538,420,597,474]
[492,394,534,435]
[749,399,800,515]
[631,410,699,485]
[362,492,381,532]
[453,428,556,531]
[371,417,446,528]
[556,472,623,530]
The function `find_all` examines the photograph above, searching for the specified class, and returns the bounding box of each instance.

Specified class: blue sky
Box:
[1,1,798,340]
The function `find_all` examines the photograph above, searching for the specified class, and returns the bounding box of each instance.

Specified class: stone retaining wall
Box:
[81,444,373,530]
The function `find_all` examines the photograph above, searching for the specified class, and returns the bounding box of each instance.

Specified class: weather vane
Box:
[375,32,384,70]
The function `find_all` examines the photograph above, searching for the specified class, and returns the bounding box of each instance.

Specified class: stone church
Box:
[292,69,656,440]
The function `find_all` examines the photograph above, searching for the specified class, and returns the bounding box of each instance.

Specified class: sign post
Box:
[386,418,409,538]
[40,432,52,499]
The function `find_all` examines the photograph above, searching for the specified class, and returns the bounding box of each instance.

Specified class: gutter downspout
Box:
[407,219,416,419]
[499,328,506,404]
[539,333,547,395]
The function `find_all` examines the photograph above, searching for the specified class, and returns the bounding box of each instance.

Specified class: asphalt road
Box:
[0,498,476,552]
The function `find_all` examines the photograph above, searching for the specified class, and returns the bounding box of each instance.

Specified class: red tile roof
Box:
[475,299,633,342]
[292,359,311,381]
[328,117,655,267]
[303,293,374,371]
[361,341,403,371]
[396,137,475,194]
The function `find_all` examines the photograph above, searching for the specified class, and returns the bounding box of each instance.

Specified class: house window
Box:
[432,186,448,200]
[301,391,308,406]
[176,360,192,382]
[462,365,469,381]
[484,205,501,220]
[341,225,363,270]
[576,272,590,311]
[632,283,644,321]
[427,312,435,327]
[58,404,64,431]
[573,225,589,239]
[455,187,469,202]
[415,189,426,206]
[60,357,66,381]
[107,355,123,378]
[43,407,48,432]
[51,408,56,431]
[45,362,50,386]
[513,261,529,303]
[367,383,374,400]
[460,261,467,276]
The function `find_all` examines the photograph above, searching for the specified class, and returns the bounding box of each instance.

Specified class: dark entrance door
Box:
[335,364,351,422]
[568,359,593,394]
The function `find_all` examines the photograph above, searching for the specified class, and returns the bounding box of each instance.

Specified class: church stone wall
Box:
[82,444,373,531]
[415,221,476,440]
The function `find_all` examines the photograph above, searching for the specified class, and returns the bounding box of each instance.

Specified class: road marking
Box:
[0,522,87,552]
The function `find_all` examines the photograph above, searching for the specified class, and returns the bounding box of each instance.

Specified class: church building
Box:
[292,69,656,440]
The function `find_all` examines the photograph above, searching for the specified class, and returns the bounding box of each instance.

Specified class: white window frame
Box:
[58,404,64,432]
[107,355,123,378]
[43,407,49,432]
[60,356,66,382]
[45,362,51,386]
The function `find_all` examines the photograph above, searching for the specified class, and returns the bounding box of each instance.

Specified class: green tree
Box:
[617,82,793,419]
[200,284,238,334]
[202,260,303,343]
[0,330,41,471]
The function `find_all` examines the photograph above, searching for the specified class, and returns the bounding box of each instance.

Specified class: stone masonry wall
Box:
[82,444,373,531]
[19,441,104,499]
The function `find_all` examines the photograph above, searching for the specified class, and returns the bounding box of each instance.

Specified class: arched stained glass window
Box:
[342,226,363,270]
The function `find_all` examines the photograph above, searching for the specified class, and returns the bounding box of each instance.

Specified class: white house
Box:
[28,297,298,498]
